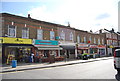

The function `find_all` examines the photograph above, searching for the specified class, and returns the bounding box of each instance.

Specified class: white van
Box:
[114,49,120,72]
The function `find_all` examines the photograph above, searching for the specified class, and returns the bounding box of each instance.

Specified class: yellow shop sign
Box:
[109,45,114,48]
[0,37,32,44]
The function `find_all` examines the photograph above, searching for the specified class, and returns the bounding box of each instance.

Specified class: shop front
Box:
[1,37,33,64]
[107,45,114,56]
[77,43,89,59]
[77,43,89,54]
[89,45,98,58]
[97,45,106,57]
[59,42,76,59]
[33,39,63,62]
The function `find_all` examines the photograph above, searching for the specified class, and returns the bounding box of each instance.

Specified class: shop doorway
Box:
[44,50,49,57]
[66,50,69,58]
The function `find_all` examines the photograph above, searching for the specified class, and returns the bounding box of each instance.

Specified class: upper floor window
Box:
[84,37,86,43]
[89,36,92,42]
[70,32,73,41]
[94,38,96,44]
[50,31,55,40]
[77,35,80,43]
[98,38,100,45]
[37,29,43,40]
[60,30,65,40]
[22,28,29,38]
[8,25,16,37]
[106,33,111,38]
[102,39,104,45]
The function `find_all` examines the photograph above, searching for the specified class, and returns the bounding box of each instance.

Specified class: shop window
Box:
[90,48,97,54]
[52,51,57,57]
[50,31,55,40]
[60,50,65,55]
[37,29,43,40]
[70,50,75,54]
[60,30,65,40]
[44,50,49,57]
[99,49,105,56]
[22,28,29,38]
[70,32,73,41]
[8,25,16,37]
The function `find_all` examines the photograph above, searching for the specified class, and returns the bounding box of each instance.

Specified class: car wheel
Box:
[117,69,120,73]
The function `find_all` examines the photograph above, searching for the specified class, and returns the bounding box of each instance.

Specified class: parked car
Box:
[114,49,120,72]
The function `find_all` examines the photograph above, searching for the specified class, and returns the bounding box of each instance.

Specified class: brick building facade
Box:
[1,13,62,64]
[1,13,118,64]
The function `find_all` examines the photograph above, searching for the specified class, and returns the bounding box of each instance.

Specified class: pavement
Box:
[0,56,113,73]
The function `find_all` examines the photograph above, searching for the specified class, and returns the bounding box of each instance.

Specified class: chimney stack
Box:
[68,22,70,27]
[99,29,102,33]
[28,14,31,18]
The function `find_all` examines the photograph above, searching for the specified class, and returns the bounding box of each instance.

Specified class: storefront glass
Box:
[99,49,105,56]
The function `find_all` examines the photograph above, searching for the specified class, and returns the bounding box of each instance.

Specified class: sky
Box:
[1,0,120,33]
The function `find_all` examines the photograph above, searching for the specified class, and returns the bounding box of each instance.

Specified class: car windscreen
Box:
[116,51,120,57]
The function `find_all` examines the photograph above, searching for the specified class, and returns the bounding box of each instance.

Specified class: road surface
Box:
[2,59,117,79]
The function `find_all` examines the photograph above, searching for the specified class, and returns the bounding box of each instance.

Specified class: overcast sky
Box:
[1,0,119,32]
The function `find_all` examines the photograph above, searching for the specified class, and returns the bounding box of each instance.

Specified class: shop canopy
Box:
[38,47,63,50]
[60,45,75,50]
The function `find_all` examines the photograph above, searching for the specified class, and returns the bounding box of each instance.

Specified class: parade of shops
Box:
[1,13,120,65]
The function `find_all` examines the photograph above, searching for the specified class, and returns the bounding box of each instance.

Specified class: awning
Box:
[60,45,75,50]
[38,47,63,50]
[78,47,89,50]
[7,46,33,48]
[3,44,33,48]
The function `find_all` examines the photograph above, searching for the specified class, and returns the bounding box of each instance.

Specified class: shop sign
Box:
[89,45,97,48]
[55,36,60,40]
[109,45,114,48]
[97,45,106,48]
[33,39,58,46]
[0,37,32,44]
[78,43,89,48]
[0,38,3,43]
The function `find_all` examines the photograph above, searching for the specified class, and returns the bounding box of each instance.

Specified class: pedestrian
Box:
[31,52,34,63]
[64,53,67,62]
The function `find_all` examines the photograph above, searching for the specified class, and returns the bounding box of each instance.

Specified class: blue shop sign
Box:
[55,36,60,40]
[34,40,58,45]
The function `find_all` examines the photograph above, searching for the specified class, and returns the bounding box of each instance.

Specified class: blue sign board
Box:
[55,36,60,40]
[34,39,58,45]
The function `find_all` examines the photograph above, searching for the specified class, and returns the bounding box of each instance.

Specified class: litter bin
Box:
[11,60,17,68]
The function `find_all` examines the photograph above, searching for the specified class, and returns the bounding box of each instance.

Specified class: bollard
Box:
[11,60,17,68]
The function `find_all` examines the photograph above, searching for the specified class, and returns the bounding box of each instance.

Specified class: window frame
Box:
[60,30,65,40]
[77,35,80,43]
[37,29,43,40]
[8,25,16,37]
[70,32,73,41]
[22,27,29,39]
[50,31,55,40]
